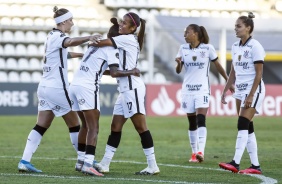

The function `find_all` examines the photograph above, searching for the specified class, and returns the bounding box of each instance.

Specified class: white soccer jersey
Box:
[231,37,265,95]
[39,28,69,89]
[176,43,218,95]
[71,46,119,90]
[110,34,145,92]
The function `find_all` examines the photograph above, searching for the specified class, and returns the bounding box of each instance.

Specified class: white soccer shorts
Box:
[69,85,100,111]
[181,94,210,113]
[37,86,72,117]
[113,87,146,118]
[233,92,265,114]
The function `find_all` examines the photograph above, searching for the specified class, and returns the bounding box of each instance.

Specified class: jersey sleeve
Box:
[252,42,265,63]
[176,45,183,62]
[106,47,119,67]
[52,32,69,49]
[209,44,218,62]
[110,35,131,49]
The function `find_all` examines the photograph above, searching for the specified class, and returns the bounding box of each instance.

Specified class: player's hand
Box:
[175,57,182,64]
[229,84,235,93]
[244,95,253,109]
[221,92,227,104]
[89,34,102,44]
[132,68,140,77]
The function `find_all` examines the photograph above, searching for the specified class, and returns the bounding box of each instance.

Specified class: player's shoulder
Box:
[232,40,240,47]
[49,28,66,38]
[179,43,190,50]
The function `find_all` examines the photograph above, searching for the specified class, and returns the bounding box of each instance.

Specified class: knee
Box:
[237,116,250,131]
[188,115,197,130]
[197,114,206,127]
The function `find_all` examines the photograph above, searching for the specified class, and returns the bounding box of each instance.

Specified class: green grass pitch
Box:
[0,115,281,184]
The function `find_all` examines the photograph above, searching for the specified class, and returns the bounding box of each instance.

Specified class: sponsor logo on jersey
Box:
[235,62,249,69]
[185,62,205,69]
[236,83,248,91]
[78,99,85,105]
[115,52,119,59]
[43,67,51,72]
[186,84,202,91]
[80,65,89,72]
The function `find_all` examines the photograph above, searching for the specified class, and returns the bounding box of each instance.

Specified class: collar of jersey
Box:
[52,28,64,33]
[239,36,252,47]
[189,42,201,49]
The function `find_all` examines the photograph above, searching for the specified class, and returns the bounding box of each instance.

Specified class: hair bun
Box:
[53,6,58,13]
[248,12,255,18]
[110,18,118,26]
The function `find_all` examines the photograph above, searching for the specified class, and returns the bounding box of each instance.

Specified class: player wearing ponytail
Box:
[219,12,265,175]
[90,12,160,175]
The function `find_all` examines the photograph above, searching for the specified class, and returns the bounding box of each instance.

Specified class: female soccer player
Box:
[18,6,98,173]
[69,18,140,176]
[90,12,160,175]
[219,12,265,175]
[175,24,232,163]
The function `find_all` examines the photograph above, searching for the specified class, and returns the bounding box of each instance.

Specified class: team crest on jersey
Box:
[115,53,119,59]
[182,102,187,109]
[200,51,205,58]
[243,50,249,59]
[238,55,242,61]
[78,99,85,105]
[192,56,197,61]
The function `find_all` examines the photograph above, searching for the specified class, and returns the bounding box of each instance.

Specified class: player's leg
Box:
[239,92,265,174]
[75,111,87,171]
[80,109,103,176]
[95,114,127,173]
[187,113,198,163]
[18,110,54,173]
[195,94,209,163]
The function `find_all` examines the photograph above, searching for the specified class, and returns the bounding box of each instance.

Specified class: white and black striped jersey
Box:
[231,37,265,94]
[71,46,119,90]
[39,28,69,89]
[110,34,145,92]
[176,43,218,95]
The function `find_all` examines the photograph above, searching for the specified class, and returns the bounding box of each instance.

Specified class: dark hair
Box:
[188,24,209,44]
[107,18,120,38]
[53,6,69,19]
[238,12,255,34]
[125,12,146,51]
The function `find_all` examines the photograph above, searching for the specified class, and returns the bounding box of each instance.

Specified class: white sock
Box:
[247,132,260,166]
[84,154,95,165]
[22,130,42,162]
[233,130,248,164]
[77,151,85,161]
[143,147,158,169]
[69,132,79,152]
[198,127,207,154]
[188,130,198,153]
[100,145,116,166]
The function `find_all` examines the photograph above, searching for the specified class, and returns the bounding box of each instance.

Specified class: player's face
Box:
[234,19,250,38]
[184,27,195,43]
[119,15,136,35]
[64,18,74,33]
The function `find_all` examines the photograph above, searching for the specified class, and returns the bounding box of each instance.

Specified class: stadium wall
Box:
[0,83,281,117]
